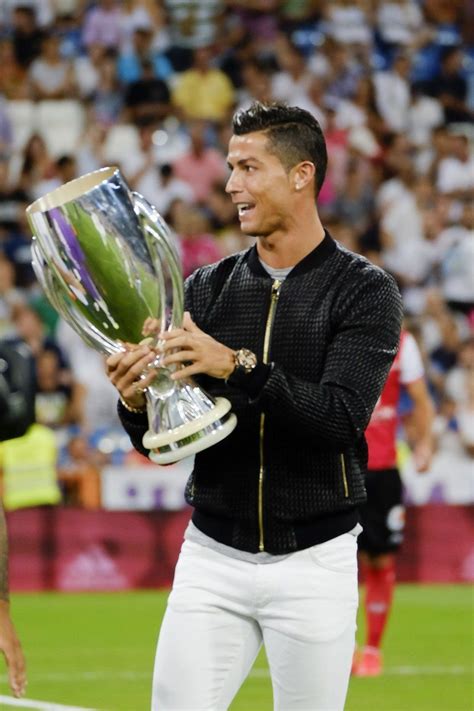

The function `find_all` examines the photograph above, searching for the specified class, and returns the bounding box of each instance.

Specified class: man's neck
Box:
[255,217,325,269]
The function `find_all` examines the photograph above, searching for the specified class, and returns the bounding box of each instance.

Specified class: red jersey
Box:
[365,331,424,470]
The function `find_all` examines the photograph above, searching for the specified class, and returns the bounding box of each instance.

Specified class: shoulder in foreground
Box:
[335,242,398,287]
[185,247,251,286]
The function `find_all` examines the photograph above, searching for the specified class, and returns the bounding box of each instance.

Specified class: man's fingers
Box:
[121,369,158,401]
[108,348,155,382]
[160,335,191,352]
[171,363,203,381]
[162,350,195,367]
[182,311,202,333]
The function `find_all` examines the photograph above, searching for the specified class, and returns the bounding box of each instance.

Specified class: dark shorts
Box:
[358,467,405,555]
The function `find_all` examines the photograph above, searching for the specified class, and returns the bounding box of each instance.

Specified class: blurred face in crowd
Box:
[36,350,61,390]
[42,35,61,62]
[226,131,308,238]
[12,7,36,32]
[393,54,411,79]
[194,47,213,72]
[12,305,44,341]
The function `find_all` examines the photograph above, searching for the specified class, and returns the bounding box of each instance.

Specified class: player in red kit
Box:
[353,330,435,676]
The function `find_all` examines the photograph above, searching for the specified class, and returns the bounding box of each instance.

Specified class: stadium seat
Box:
[5,100,37,152]
[36,100,85,158]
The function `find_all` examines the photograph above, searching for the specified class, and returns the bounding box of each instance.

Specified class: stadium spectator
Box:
[373,52,412,133]
[0,38,29,100]
[376,0,424,51]
[271,35,312,105]
[18,133,56,198]
[82,0,125,51]
[171,46,235,122]
[171,201,224,278]
[11,5,44,68]
[123,58,171,124]
[73,43,105,100]
[152,163,194,218]
[0,255,25,339]
[121,120,162,206]
[29,32,76,101]
[432,46,472,124]
[35,348,83,430]
[163,0,226,72]
[118,26,173,84]
[172,120,228,204]
[89,50,123,127]
[58,434,103,509]
[235,58,273,112]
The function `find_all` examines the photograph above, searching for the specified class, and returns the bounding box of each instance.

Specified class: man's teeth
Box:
[238,205,253,216]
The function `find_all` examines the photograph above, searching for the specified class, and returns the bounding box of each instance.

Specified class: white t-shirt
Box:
[437,156,474,194]
[399,331,425,385]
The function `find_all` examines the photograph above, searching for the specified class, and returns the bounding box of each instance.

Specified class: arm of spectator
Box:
[405,378,435,472]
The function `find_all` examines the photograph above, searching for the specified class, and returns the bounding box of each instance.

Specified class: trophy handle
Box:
[131,193,184,330]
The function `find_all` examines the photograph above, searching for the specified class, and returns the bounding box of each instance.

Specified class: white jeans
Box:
[152,532,359,711]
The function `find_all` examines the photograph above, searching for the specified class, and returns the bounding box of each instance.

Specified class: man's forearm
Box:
[0,505,9,602]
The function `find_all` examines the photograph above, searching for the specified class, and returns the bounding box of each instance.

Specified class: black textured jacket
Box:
[119,232,403,554]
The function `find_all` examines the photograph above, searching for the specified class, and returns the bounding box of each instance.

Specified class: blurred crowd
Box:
[0,0,473,510]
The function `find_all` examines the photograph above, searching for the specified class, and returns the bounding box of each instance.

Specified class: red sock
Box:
[363,558,396,649]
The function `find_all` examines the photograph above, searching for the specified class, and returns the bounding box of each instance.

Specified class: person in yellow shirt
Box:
[172,46,235,122]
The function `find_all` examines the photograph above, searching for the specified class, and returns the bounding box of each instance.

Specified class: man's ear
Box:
[292,161,316,192]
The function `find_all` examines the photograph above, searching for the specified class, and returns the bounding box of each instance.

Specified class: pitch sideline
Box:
[0,696,97,710]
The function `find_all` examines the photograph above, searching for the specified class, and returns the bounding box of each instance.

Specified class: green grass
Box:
[2,585,472,710]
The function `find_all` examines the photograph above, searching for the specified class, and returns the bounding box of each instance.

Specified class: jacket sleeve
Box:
[254,269,403,448]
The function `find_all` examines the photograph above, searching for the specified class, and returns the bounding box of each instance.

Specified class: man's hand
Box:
[0,601,26,698]
[413,439,433,473]
[160,312,236,381]
[105,344,158,410]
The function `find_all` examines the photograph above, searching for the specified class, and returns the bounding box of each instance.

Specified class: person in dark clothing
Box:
[123,59,171,124]
[106,102,403,710]
[433,46,472,124]
[11,6,43,69]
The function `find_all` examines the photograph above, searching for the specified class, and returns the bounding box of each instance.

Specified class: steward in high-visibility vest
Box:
[0,424,61,510]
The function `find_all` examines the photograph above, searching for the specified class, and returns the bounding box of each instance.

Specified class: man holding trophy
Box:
[28,103,403,710]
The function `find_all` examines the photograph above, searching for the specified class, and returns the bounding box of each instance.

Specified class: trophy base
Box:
[144,397,237,465]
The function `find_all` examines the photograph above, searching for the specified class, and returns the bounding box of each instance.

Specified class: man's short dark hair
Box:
[232,102,327,196]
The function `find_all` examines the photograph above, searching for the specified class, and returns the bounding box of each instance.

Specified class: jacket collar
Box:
[247,230,337,279]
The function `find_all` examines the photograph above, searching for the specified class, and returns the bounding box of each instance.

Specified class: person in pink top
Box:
[172,121,228,204]
[82,0,125,50]
[353,329,434,676]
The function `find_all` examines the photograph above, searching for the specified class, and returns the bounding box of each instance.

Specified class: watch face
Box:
[237,348,257,372]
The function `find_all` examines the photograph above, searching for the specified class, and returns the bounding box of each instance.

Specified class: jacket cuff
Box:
[117,399,148,426]
[227,362,272,399]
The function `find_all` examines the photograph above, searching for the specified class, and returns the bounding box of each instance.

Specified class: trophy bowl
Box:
[26,167,237,464]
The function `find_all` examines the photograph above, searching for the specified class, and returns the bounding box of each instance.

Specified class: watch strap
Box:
[227,361,272,399]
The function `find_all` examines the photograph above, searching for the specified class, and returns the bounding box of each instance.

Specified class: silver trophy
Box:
[26,167,237,464]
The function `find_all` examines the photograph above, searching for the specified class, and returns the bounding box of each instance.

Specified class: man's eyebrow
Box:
[226,157,262,169]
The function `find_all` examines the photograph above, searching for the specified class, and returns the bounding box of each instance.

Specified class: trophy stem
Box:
[144,397,237,465]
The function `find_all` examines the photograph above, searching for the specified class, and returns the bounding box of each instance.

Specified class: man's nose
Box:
[225,170,240,194]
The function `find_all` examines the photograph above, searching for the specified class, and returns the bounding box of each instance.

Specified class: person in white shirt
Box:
[373,52,411,133]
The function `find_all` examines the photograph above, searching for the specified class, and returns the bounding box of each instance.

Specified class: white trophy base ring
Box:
[144,397,238,465]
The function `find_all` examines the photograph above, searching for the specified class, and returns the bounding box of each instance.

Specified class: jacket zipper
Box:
[258,279,282,551]
[340,453,349,497]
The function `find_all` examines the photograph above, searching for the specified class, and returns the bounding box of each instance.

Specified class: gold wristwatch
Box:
[233,348,258,375]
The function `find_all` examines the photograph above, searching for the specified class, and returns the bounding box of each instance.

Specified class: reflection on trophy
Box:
[26,167,237,464]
